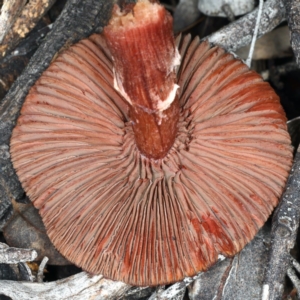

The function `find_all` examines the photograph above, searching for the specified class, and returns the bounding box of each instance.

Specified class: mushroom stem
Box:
[104,0,180,159]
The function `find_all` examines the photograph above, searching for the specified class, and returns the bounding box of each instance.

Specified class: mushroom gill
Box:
[10,0,293,286]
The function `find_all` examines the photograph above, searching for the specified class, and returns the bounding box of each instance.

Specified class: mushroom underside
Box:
[10,34,293,286]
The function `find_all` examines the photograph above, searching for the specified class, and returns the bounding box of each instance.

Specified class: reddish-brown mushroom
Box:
[10,0,293,286]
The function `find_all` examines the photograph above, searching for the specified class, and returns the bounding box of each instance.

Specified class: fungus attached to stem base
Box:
[10,0,293,287]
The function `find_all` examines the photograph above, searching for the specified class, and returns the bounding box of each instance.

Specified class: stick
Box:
[37,257,48,283]
[246,0,264,67]
[0,0,56,57]
[283,0,300,66]
[263,150,300,300]
[0,272,130,300]
[0,243,37,264]
[0,0,27,43]
[206,0,286,52]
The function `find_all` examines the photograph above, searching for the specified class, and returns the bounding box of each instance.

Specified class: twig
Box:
[37,257,48,283]
[0,0,27,43]
[292,256,300,273]
[0,272,130,300]
[263,150,300,300]
[221,4,235,22]
[18,262,35,282]
[287,268,300,297]
[283,0,300,66]
[0,0,57,57]
[0,242,37,264]
[148,273,199,300]
[206,0,286,52]
[122,286,155,299]
[246,0,264,67]
[148,286,166,300]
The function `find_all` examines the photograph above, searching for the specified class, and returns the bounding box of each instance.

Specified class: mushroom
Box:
[10,0,293,286]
